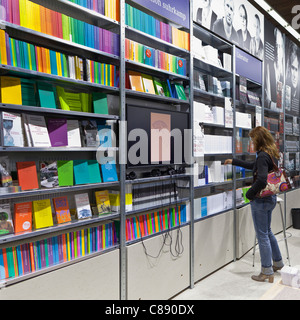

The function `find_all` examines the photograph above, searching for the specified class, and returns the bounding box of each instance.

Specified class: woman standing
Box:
[225,127,284,283]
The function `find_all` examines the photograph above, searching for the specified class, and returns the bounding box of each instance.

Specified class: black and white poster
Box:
[193,0,264,59]
[285,37,300,116]
[264,18,285,112]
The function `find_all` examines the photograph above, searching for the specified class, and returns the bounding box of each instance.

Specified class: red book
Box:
[16,161,38,191]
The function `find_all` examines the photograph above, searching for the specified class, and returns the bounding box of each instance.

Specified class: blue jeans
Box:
[250,195,284,275]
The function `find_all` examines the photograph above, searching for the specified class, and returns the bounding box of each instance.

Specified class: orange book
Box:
[62,233,67,262]
[0,30,8,65]
[39,6,46,34]
[36,46,43,72]
[16,161,39,191]
[53,196,71,224]
[14,202,32,233]
[128,71,144,92]
[45,7,52,36]
[29,242,35,272]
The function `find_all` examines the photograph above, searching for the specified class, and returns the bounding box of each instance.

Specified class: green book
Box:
[57,160,74,187]
[161,81,171,97]
[153,78,165,96]
[92,92,108,114]
[80,92,92,113]
[38,83,57,109]
[56,86,70,110]
[174,84,187,100]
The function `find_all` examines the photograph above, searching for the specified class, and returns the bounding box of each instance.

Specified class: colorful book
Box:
[128,71,144,92]
[153,77,165,96]
[32,199,54,230]
[92,92,108,114]
[95,190,111,215]
[16,161,39,191]
[73,160,90,185]
[38,83,57,109]
[14,202,32,234]
[0,76,22,105]
[100,157,118,182]
[75,193,92,220]
[57,160,74,187]
[2,111,24,147]
[53,196,71,224]
[141,74,156,94]
[47,118,68,147]
[87,160,102,184]
[0,203,14,236]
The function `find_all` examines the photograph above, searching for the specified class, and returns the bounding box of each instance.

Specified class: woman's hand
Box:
[224,159,233,165]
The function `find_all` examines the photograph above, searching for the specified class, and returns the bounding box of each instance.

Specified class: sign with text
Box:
[236,47,262,84]
[132,0,190,29]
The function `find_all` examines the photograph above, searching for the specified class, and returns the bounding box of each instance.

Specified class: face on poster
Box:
[285,37,300,116]
[264,18,285,111]
[193,0,264,59]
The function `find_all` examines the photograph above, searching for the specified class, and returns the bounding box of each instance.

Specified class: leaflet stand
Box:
[252,196,291,268]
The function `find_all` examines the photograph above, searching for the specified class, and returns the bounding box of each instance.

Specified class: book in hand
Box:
[0,203,14,236]
[17,161,39,191]
[26,114,51,147]
[2,112,24,147]
[75,193,92,220]
[39,161,59,188]
[32,199,54,230]
[53,196,71,224]
[14,202,32,233]
[95,190,111,215]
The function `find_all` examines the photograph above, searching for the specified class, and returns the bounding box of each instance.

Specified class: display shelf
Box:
[0,212,120,245]
[0,64,120,93]
[0,104,120,120]
[0,147,119,152]
[30,0,120,31]
[194,57,232,79]
[0,181,120,201]
[193,88,226,104]
[0,20,120,64]
[125,26,190,58]
[125,173,190,185]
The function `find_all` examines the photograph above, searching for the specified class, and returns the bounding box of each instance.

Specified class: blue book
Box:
[22,41,29,70]
[166,79,174,98]
[201,198,208,217]
[73,160,90,185]
[97,124,112,148]
[87,160,102,183]
[16,246,23,276]
[100,157,118,182]
[49,50,57,75]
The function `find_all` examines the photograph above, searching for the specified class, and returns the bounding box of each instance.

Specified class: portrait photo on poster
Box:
[193,0,264,59]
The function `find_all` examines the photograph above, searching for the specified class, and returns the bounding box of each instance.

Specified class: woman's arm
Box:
[225,158,255,170]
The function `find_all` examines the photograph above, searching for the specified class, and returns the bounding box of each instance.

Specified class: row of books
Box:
[0,222,118,280]
[12,159,118,192]
[194,187,251,219]
[127,71,187,100]
[125,39,187,76]
[125,204,188,242]
[194,102,225,126]
[0,188,120,236]
[0,30,119,87]
[264,116,282,133]
[1,0,120,55]
[0,76,110,115]
[285,120,300,136]
[125,3,189,51]
[2,112,116,149]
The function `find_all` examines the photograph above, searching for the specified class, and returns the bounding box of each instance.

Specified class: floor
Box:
[173,227,300,300]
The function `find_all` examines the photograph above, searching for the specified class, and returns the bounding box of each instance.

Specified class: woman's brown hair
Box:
[249,126,280,159]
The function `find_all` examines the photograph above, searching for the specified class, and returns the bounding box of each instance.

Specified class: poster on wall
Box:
[285,37,300,116]
[132,0,190,29]
[264,18,285,112]
[193,0,264,59]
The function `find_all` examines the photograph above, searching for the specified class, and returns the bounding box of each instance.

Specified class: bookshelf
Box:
[0,0,299,301]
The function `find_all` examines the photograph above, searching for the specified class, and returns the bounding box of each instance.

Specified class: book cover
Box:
[39,161,58,188]
[75,193,92,220]
[0,76,22,105]
[67,119,82,147]
[26,114,51,147]
[87,160,102,184]
[100,157,118,182]
[141,74,156,94]
[2,111,24,147]
[53,196,71,224]
[153,77,165,96]
[14,202,32,234]
[0,203,14,236]
[95,190,111,215]
[73,160,90,185]
[47,118,68,147]
[81,120,99,147]
[38,83,57,109]
[128,71,144,92]
[92,92,108,115]
[97,124,112,148]
[17,161,39,191]
[174,84,187,100]
[33,199,54,229]
[57,160,74,187]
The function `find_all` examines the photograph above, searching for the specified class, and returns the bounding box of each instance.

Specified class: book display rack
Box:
[0,0,299,300]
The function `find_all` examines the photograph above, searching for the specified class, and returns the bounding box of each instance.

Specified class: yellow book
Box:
[0,30,7,65]
[141,74,156,94]
[33,199,54,229]
[19,0,26,28]
[95,190,111,215]
[56,52,62,76]
[0,76,22,104]
[44,48,51,74]
[105,0,109,17]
